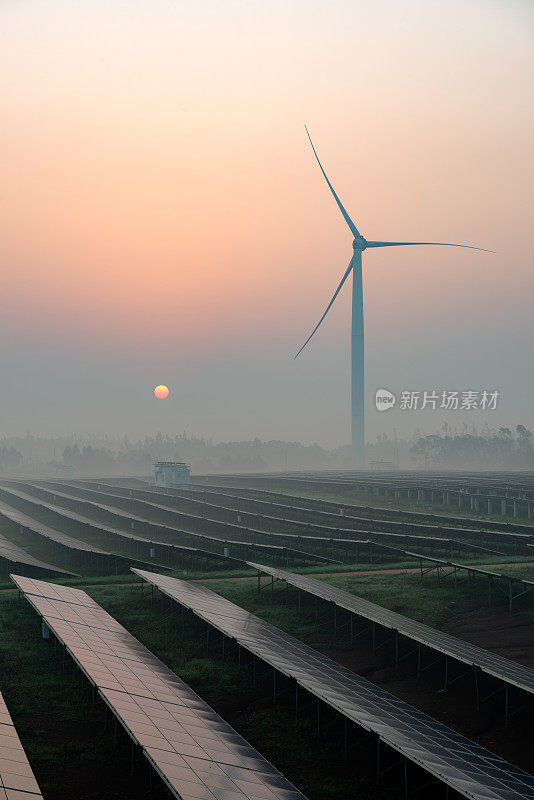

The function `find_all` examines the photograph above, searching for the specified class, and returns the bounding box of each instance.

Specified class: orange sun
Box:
[154,384,170,399]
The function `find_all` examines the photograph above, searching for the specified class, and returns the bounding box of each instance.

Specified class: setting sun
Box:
[154,384,170,399]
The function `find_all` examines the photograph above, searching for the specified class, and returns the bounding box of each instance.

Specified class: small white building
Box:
[153,461,191,487]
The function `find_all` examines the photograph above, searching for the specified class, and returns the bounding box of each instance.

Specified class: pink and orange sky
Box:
[1,0,533,445]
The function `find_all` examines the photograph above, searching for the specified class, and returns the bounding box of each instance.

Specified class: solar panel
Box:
[62,480,511,560]
[18,482,453,565]
[0,690,43,799]
[182,483,532,546]
[138,483,508,556]
[133,568,534,800]
[0,506,75,577]
[25,482,528,595]
[39,481,341,549]
[11,574,309,800]
[17,482,330,565]
[201,475,534,536]
[11,575,100,606]
[10,483,247,569]
[0,494,171,572]
[246,562,534,695]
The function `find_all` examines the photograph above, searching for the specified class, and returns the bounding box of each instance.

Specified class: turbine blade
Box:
[295,257,354,359]
[366,241,495,253]
[305,126,361,238]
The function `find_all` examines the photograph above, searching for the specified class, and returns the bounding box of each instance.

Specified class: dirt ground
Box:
[449,605,534,667]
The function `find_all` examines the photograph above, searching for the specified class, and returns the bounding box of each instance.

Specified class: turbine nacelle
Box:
[296,127,494,362]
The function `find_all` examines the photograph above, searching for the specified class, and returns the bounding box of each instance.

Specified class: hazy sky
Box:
[1,0,533,447]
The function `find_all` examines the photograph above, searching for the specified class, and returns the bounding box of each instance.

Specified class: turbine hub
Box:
[353,237,367,251]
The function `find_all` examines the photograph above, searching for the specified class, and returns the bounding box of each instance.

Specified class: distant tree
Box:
[62,444,81,465]
[516,425,533,463]
[0,447,23,472]
[516,424,532,441]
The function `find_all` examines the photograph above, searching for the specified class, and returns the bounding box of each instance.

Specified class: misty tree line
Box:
[410,425,533,468]
[59,435,342,474]
[1,426,533,474]
[0,433,346,474]
[57,426,534,471]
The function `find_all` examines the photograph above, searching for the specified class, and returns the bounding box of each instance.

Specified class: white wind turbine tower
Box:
[296,128,493,468]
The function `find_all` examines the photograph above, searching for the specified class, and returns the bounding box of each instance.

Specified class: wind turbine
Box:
[296,127,493,469]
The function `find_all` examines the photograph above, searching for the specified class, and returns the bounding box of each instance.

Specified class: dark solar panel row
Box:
[0,493,171,573]
[14,482,341,565]
[91,470,534,493]
[19,482,533,603]
[246,562,534,695]
[219,470,534,493]
[65,479,525,555]
[211,468,534,486]
[62,489,379,568]
[28,481,418,568]
[0,501,76,577]
[34,480,504,565]
[180,483,533,547]
[140,483,509,557]
[39,483,524,581]
[0,484,239,570]
[69,481,471,549]
[265,471,534,500]
[0,690,43,798]
[38,480,361,549]
[289,475,534,517]
[198,475,534,534]
[196,481,533,537]
[85,484,448,566]
[132,568,534,800]
[11,574,309,800]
